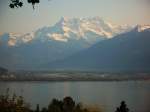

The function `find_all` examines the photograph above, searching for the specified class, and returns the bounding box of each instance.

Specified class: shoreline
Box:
[0,78,150,82]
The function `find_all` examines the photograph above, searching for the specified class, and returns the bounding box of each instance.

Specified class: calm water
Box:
[0,81,150,112]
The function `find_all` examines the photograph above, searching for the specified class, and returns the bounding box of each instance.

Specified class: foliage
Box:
[0,88,30,112]
[0,89,130,112]
[0,90,99,112]
[9,0,23,8]
[9,0,41,9]
[115,101,129,112]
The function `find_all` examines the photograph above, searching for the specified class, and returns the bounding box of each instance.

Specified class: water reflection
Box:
[0,81,150,112]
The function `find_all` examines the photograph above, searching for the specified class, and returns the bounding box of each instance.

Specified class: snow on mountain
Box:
[0,17,150,70]
[48,25,150,71]
[1,17,134,46]
[136,25,150,32]
[2,32,35,46]
[47,33,68,42]
[22,32,35,43]
[50,16,132,39]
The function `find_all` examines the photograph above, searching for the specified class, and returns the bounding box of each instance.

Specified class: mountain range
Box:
[0,17,149,71]
[48,25,150,72]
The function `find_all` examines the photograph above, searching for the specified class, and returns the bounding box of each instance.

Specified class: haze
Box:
[0,0,150,33]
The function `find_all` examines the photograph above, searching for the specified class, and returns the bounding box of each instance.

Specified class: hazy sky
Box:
[0,0,150,33]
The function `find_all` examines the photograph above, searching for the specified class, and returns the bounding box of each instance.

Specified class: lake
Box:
[0,81,150,112]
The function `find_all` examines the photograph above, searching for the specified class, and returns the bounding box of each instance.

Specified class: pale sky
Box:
[0,0,150,33]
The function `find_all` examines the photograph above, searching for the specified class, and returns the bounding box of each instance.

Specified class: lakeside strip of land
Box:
[0,71,150,81]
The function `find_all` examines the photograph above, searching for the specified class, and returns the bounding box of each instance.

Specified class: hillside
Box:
[48,25,150,72]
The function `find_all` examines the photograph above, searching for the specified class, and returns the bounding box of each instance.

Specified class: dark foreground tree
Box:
[0,89,30,112]
[9,0,23,8]
[63,96,75,112]
[9,0,41,9]
[115,101,129,112]
[27,0,40,9]
[0,90,101,112]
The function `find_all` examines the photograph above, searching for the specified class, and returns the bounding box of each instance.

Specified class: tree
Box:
[41,107,48,112]
[27,0,40,9]
[0,89,30,112]
[36,104,40,112]
[63,96,75,112]
[115,101,129,112]
[9,0,23,8]
[74,103,83,112]
[9,0,41,9]
[48,98,63,112]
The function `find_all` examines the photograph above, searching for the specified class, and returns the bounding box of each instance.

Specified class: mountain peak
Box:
[57,16,69,25]
[1,17,133,46]
[135,24,150,32]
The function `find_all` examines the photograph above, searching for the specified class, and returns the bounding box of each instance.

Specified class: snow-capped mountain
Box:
[0,17,148,70]
[48,24,150,72]
[1,17,132,47]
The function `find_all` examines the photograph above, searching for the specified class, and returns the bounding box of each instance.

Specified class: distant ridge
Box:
[0,67,8,74]
[48,25,150,72]
[0,17,132,70]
